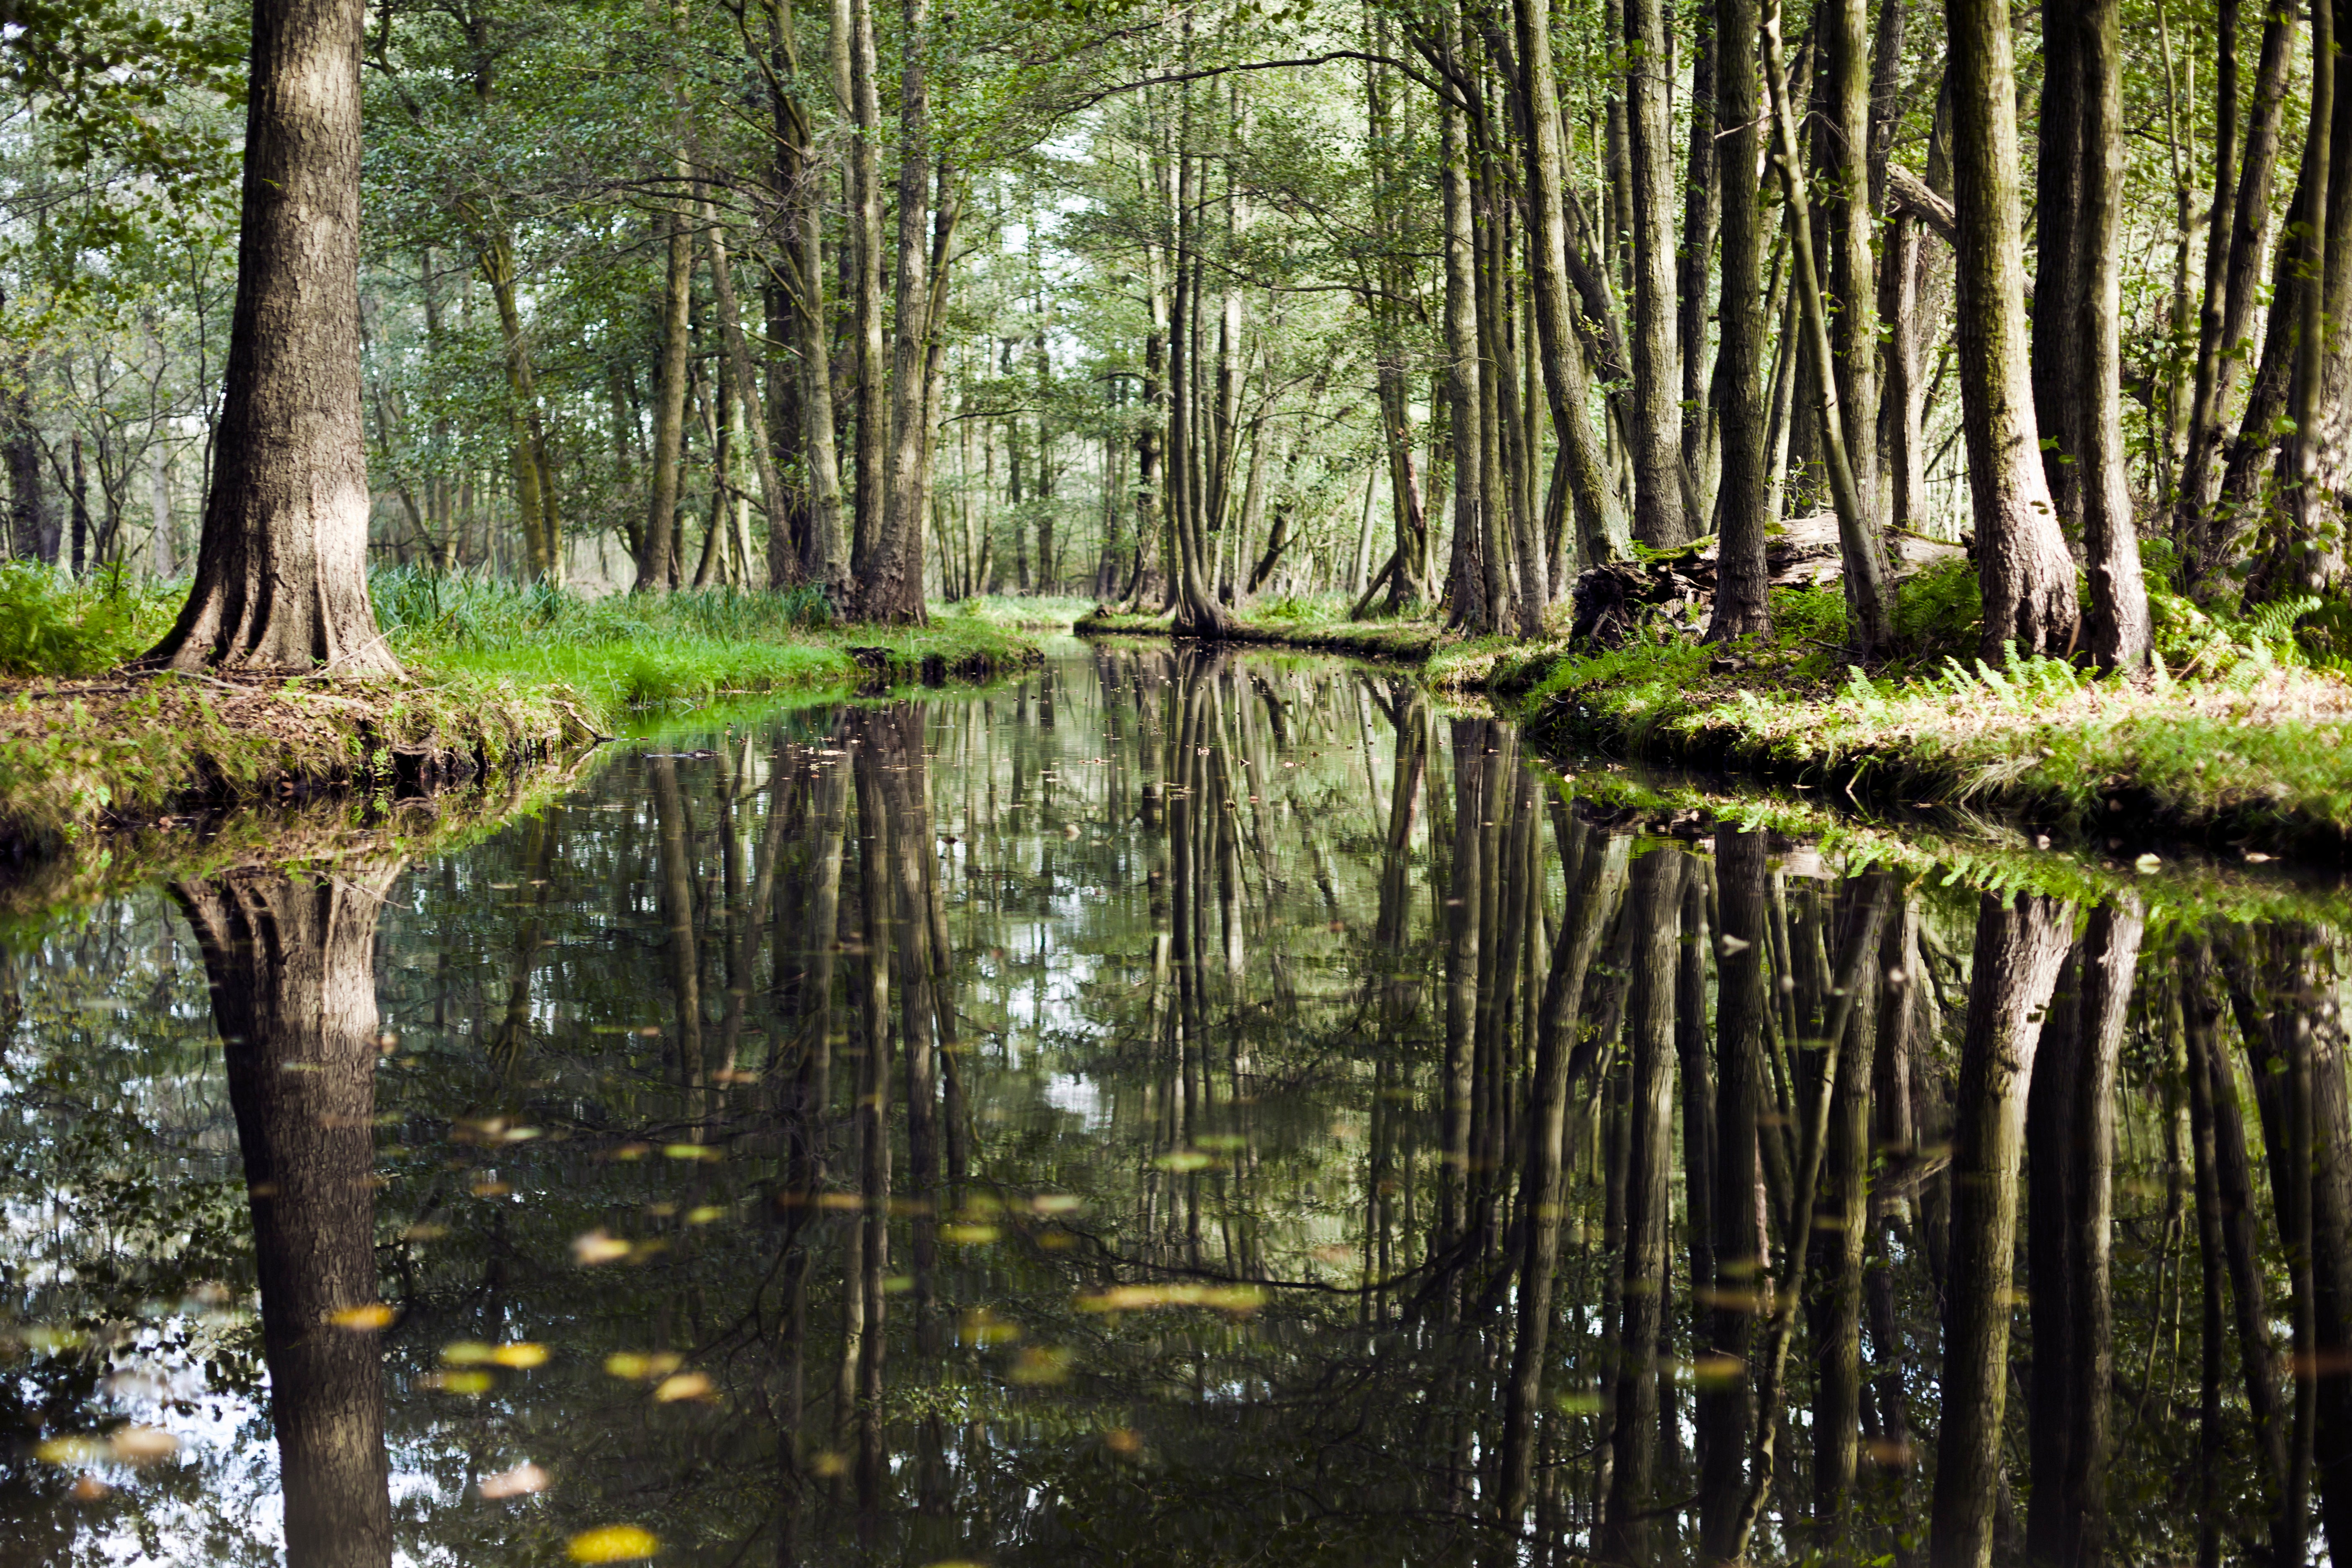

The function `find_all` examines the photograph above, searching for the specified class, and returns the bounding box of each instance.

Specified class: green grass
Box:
[0,565,1042,850]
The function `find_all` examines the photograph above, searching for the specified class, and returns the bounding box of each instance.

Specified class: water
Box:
[0,642,2339,1565]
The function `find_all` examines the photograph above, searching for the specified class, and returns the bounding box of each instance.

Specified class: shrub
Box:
[1892,557,1982,664]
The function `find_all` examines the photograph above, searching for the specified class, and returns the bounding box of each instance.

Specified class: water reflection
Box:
[5,644,2350,1564]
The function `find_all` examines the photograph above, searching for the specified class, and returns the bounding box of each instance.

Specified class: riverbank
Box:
[0,570,1043,858]
[1076,592,2352,859]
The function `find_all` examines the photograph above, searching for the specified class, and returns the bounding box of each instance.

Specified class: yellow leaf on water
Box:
[572,1230,631,1265]
[1074,1284,1266,1313]
[1153,1150,1212,1172]
[1030,1194,1083,1216]
[34,1436,109,1466]
[478,1462,549,1499]
[440,1341,496,1366]
[424,1370,495,1394]
[685,1206,727,1225]
[939,1224,1000,1245]
[604,1352,683,1381]
[491,1343,549,1369]
[567,1524,661,1562]
[330,1304,395,1331]
[652,1371,714,1403]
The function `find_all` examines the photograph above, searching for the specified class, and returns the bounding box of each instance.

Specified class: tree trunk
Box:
[175,865,402,1568]
[1511,0,1630,576]
[1819,0,1895,637]
[1763,0,1893,655]
[145,0,395,673]
[845,0,885,593]
[2179,0,2296,585]
[2042,0,2151,664]
[1926,892,2074,1568]
[638,197,695,593]
[848,0,932,623]
[698,196,797,590]
[1707,0,1771,641]
[1622,0,1689,549]
[1943,0,2079,659]
[1440,14,1490,631]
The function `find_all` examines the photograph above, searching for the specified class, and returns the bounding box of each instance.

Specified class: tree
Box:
[1944,0,2079,660]
[145,0,397,673]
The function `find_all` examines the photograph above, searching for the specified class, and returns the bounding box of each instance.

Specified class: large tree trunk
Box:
[1440,16,1490,631]
[2040,0,2151,665]
[2179,0,2296,588]
[475,231,563,585]
[699,197,797,590]
[637,193,694,593]
[1926,892,2074,1568]
[1764,0,1893,656]
[1622,0,1689,549]
[1510,0,1630,577]
[1818,0,1895,643]
[175,865,402,1568]
[146,0,395,673]
[844,0,885,594]
[1944,0,2079,660]
[1706,0,1771,641]
[848,0,932,623]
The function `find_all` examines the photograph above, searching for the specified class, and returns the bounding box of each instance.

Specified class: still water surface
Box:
[1,643,2341,1565]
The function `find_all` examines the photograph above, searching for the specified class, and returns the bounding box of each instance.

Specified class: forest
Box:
[6,0,2342,667]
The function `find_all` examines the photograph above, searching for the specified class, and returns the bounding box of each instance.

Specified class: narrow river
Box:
[0,641,2333,1563]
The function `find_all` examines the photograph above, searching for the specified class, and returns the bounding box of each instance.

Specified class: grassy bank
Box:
[0,566,1042,854]
[1078,574,2352,857]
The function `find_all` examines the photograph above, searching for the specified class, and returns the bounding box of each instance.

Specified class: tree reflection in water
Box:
[5,645,2352,1565]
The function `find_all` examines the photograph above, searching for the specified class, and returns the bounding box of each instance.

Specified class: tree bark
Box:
[1511,0,1631,575]
[1943,0,2079,659]
[1622,0,1689,548]
[848,0,933,623]
[638,194,695,593]
[1707,0,1771,641]
[2179,0,2297,585]
[844,0,885,593]
[146,0,395,673]
[1763,0,1893,655]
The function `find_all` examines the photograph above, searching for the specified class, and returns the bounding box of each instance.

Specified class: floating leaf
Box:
[652,1371,714,1403]
[491,1343,549,1369]
[34,1436,109,1466]
[661,1143,721,1162]
[108,1425,182,1464]
[1075,1284,1266,1314]
[1153,1150,1212,1172]
[573,1230,631,1265]
[940,1223,1000,1245]
[330,1303,395,1331]
[684,1206,727,1226]
[567,1524,660,1562]
[440,1341,497,1366]
[479,1462,550,1499]
[603,1351,684,1381]
[424,1370,495,1395]
[1029,1194,1083,1216]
